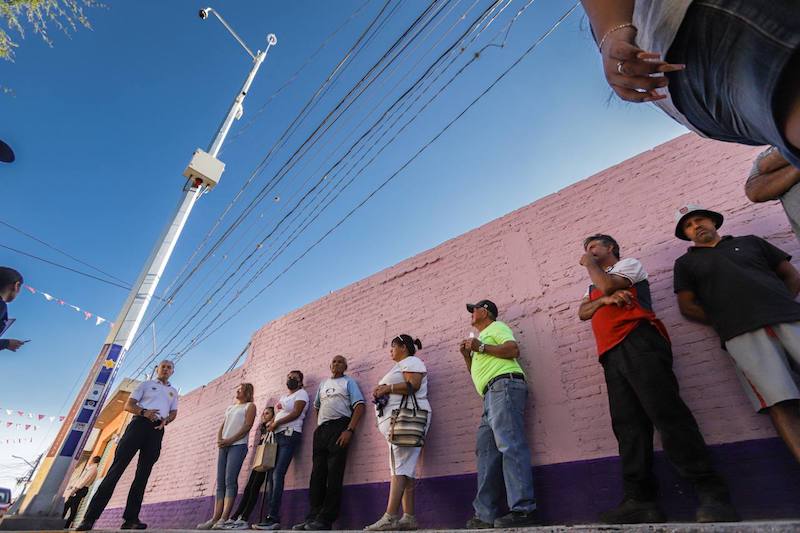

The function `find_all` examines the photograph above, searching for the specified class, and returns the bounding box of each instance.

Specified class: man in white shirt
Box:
[63,455,101,528]
[253,370,309,531]
[77,360,179,531]
[293,356,365,531]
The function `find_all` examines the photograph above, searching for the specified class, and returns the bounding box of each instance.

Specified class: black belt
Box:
[483,372,526,395]
[133,415,162,427]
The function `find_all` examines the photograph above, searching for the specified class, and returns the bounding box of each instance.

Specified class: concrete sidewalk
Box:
[11,521,800,533]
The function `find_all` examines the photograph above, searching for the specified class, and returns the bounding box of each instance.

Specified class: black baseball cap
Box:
[466,299,498,318]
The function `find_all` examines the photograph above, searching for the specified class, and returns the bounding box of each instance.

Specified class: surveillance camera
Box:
[199,8,209,19]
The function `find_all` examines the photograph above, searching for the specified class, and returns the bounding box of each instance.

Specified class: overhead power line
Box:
[0,219,129,285]
[224,0,375,145]
[125,0,483,376]
[122,0,452,377]
[157,0,399,305]
[126,0,515,376]
[0,243,132,291]
[156,2,580,368]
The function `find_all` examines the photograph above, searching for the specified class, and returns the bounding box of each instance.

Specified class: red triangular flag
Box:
[17,411,24,417]
[59,416,65,422]
[5,422,11,428]
[25,424,30,430]
[25,285,36,294]
[37,414,45,420]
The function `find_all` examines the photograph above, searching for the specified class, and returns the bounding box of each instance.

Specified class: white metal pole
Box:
[4,18,276,527]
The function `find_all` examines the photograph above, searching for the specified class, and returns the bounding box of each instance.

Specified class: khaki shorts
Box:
[725,322,800,412]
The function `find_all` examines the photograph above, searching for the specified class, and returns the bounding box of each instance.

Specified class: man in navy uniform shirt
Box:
[77,360,179,530]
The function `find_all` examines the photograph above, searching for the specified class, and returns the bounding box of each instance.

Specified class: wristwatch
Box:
[479,342,486,353]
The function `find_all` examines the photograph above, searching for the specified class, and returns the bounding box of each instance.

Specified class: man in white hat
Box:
[673,204,800,463]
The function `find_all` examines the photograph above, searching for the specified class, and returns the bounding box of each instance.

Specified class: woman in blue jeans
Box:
[253,370,310,531]
[197,383,257,530]
[582,1,800,171]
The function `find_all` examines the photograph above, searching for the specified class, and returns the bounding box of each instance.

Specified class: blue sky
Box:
[0,0,687,487]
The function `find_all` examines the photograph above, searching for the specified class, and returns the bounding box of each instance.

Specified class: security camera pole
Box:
[0,9,276,530]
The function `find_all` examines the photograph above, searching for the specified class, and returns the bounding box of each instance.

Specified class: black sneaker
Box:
[465,515,493,529]
[291,521,309,531]
[696,500,741,523]
[120,520,148,529]
[493,511,539,528]
[304,519,331,530]
[74,522,94,531]
[252,517,281,531]
[599,499,666,524]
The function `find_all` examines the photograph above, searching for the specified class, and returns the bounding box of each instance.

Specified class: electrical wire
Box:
[0,243,131,291]
[0,219,128,286]
[122,0,452,377]
[127,0,513,375]
[224,0,375,145]
[172,2,581,361]
[132,0,532,369]
[157,0,398,304]
[127,0,467,361]
[128,0,494,373]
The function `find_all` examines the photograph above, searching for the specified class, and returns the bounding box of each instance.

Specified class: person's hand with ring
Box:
[600,25,685,103]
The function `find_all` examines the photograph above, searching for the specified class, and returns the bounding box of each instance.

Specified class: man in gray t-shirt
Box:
[293,355,365,530]
[746,146,800,242]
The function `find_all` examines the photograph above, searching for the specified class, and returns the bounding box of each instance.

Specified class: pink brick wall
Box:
[104,133,794,512]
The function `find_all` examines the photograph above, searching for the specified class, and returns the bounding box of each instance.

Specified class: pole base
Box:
[0,514,66,531]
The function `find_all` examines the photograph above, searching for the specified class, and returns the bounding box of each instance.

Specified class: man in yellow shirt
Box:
[459,300,537,529]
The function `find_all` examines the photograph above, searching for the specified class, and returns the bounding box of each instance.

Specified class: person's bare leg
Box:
[221,496,235,521]
[211,498,224,522]
[386,475,407,516]
[768,400,800,462]
[401,476,415,516]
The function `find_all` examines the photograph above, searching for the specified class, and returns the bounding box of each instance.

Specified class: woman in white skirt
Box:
[197,383,257,529]
[365,334,431,531]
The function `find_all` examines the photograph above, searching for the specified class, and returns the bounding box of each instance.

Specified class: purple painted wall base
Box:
[96,437,800,529]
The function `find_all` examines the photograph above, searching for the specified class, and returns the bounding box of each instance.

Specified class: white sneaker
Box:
[225,519,250,530]
[364,513,399,531]
[212,519,233,530]
[197,519,216,530]
[396,514,417,530]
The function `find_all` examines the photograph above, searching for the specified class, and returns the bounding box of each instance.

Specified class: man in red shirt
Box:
[578,234,736,524]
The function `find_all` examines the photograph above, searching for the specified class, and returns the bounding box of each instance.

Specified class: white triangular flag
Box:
[42,293,54,301]
[69,305,81,312]
[95,316,106,326]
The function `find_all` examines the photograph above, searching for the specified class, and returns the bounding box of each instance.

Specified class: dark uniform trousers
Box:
[306,417,352,525]
[63,486,89,528]
[601,322,730,502]
[83,416,164,523]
